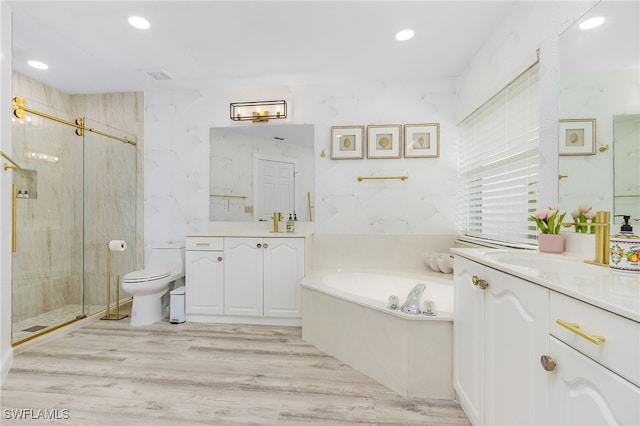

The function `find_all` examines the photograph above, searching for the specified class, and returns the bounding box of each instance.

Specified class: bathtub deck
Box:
[1,309,470,425]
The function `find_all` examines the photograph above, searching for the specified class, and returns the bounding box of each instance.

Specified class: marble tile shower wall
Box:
[145,78,461,243]
[11,73,143,322]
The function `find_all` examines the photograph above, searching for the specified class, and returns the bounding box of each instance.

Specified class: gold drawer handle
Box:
[195,242,210,247]
[556,319,606,345]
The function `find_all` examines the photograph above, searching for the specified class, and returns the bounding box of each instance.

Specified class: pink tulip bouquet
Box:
[571,204,596,233]
[530,204,566,234]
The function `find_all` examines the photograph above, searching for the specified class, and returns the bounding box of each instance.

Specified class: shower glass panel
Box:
[82,118,137,317]
[10,100,84,344]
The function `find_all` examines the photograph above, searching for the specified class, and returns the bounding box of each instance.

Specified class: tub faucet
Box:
[401,283,426,315]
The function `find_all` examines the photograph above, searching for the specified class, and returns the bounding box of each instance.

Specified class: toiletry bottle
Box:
[609,215,640,272]
[286,214,294,233]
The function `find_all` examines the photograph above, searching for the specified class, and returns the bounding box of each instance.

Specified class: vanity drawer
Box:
[186,237,223,251]
[550,291,639,387]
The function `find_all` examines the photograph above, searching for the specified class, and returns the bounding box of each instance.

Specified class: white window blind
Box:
[459,63,540,247]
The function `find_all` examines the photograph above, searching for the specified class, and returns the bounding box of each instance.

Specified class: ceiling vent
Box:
[142,69,175,81]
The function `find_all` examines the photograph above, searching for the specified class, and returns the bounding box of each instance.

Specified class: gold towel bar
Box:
[357,176,408,182]
[210,194,248,199]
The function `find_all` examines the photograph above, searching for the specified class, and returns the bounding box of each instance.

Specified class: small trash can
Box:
[169,286,186,324]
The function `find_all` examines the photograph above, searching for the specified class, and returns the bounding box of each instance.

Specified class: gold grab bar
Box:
[614,194,640,198]
[307,192,313,221]
[357,175,408,182]
[556,319,606,345]
[209,194,248,199]
[12,97,136,146]
[11,184,17,252]
[0,150,22,170]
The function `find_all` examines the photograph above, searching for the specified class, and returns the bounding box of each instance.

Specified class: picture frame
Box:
[404,123,440,158]
[330,125,365,159]
[367,124,402,159]
[559,119,596,156]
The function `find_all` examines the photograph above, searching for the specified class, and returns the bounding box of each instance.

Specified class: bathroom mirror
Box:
[209,124,315,222]
[613,114,640,223]
[558,1,640,223]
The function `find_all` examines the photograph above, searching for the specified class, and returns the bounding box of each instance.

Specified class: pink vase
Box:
[538,234,565,253]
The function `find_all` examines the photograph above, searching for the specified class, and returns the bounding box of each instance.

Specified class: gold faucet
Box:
[562,210,610,266]
[271,211,282,233]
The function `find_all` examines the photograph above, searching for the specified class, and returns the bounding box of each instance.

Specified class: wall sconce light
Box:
[230,100,287,122]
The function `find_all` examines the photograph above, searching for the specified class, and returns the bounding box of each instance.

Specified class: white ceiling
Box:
[9,0,516,94]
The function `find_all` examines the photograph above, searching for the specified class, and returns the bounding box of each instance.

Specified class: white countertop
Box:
[187,221,314,238]
[451,248,640,322]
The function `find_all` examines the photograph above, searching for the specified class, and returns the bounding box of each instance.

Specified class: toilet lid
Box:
[123,267,170,283]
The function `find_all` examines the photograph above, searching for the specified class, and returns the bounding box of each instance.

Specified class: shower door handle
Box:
[11,183,17,252]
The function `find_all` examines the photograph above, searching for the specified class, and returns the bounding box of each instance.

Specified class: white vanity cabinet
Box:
[454,250,640,426]
[454,256,550,426]
[224,237,304,318]
[545,292,640,425]
[185,237,224,315]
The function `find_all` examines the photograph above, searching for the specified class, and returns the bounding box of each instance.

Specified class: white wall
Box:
[1,0,14,383]
[144,77,461,244]
[456,0,597,211]
[144,1,598,246]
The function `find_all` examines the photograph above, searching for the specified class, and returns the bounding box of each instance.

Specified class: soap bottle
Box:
[286,214,294,233]
[609,215,640,273]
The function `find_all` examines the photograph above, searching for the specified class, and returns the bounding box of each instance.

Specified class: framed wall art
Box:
[367,124,402,159]
[404,123,440,158]
[330,125,365,159]
[559,119,596,156]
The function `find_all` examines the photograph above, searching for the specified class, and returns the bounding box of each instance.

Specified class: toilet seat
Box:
[123,267,170,283]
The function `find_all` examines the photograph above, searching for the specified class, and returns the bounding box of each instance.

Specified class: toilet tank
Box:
[148,243,185,276]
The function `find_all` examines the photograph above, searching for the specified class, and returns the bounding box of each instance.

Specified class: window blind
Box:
[459,63,540,247]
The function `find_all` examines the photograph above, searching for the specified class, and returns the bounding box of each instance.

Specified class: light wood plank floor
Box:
[2,313,470,425]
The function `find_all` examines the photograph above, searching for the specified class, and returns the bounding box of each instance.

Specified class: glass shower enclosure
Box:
[10,99,137,345]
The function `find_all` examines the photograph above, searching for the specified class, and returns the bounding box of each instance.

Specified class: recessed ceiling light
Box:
[579,16,605,30]
[27,60,48,70]
[395,29,414,41]
[128,16,150,30]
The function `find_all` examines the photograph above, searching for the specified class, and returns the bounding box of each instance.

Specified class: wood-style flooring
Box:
[2,312,470,425]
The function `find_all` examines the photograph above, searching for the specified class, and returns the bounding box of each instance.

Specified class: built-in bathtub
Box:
[301,269,454,400]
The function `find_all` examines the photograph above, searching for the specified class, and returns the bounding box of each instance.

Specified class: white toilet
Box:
[122,242,185,327]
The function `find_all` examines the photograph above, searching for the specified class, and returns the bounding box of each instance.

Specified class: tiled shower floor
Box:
[12,304,105,343]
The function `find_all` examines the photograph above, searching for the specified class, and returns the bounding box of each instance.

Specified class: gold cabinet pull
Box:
[540,354,556,372]
[556,319,606,345]
[472,275,488,289]
[195,242,210,247]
